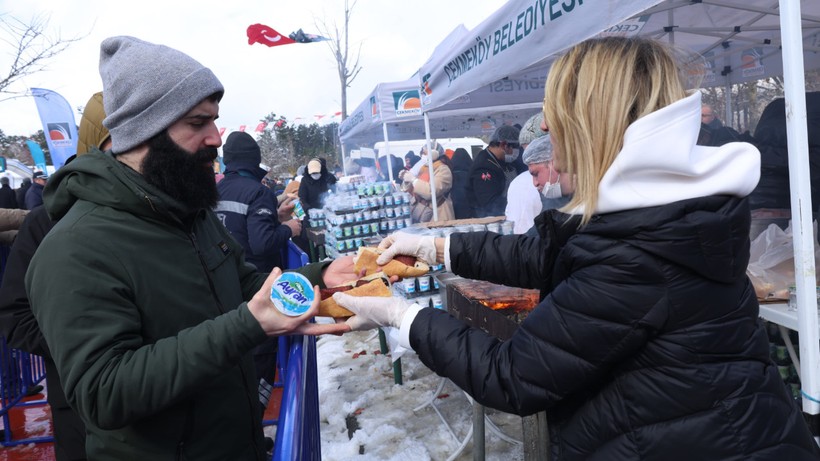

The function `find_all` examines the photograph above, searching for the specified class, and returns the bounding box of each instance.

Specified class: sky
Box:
[0,0,508,138]
[303,329,525,460]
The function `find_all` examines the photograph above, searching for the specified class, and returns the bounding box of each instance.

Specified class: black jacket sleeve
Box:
[0,206,54,356]
[410,239,666,416]
[449,211,577,293]
[450,232,550,291]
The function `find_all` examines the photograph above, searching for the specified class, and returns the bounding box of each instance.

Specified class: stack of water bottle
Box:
[391,263,447,311]
[321,181,413,258]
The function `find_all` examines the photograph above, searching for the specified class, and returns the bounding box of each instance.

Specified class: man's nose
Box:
[204,124,223,148]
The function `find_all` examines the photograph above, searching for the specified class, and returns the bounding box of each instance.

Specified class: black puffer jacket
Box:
[410,195,819,460]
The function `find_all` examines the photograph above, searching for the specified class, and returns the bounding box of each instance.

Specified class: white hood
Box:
[576,91,760,215]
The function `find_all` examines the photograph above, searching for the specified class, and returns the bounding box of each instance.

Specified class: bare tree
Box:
[316,0,363,121]
[0,13,84,103]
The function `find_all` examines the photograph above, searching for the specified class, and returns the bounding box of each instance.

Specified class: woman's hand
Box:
[376,232,442,266]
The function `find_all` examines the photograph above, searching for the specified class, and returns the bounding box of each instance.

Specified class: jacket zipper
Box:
[188,228,263,459]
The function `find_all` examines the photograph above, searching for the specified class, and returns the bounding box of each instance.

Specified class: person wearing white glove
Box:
[376,231,445,267]
[332,288,417,325]
[330,37,819,460]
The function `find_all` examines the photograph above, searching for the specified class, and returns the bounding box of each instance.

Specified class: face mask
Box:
[541,177,562,199]
[504,148,520,163]
[310,173,321,180]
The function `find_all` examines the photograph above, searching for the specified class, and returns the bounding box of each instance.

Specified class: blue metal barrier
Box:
[0,242,54,447]
[0,336,52,446]
[273,334,321,461]
[284,240,310,269]
[269,241,322,460]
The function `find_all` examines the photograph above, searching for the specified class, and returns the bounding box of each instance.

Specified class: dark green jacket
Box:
[26,150,325,460]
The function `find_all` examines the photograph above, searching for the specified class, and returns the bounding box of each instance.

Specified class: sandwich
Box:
[317,277,393,318]
[353,246,430,278]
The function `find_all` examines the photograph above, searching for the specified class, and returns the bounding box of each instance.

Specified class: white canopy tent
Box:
[413,0,820,415]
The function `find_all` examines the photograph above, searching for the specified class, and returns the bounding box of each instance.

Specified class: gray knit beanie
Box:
[99,36,224,153]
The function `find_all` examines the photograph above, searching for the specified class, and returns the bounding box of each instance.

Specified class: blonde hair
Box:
[543,37,688,225]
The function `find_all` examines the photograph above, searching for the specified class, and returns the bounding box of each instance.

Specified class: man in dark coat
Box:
[0,91,113,461]
[14,178,30,209]
[24,172,47,210]
[449,148,474,219]
[215,131,300,273]
[298,158,332,210]
[467,125,521,217]
[0,177,17,209]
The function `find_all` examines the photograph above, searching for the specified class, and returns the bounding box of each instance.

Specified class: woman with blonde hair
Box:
[332,36,819,460]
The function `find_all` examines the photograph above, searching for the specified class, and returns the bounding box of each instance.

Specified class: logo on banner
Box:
[741,48,765,78]
[599,15,650,37]
[393,90,421,117]
[421,73,433,96]
[46,122,73,146]
[691,51,716,86]
[370,96,377,116]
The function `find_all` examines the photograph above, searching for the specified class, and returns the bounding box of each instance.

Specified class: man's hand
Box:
[284,219,302,236]
[321,255,359,287]
[247,268,349,336]
[321,255,399,287]
[376,232,441,266]
[278,195,296,222]
[332,292,414,331]
[401,170,416,184]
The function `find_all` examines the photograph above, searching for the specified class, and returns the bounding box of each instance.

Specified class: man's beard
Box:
[142,131,219,211]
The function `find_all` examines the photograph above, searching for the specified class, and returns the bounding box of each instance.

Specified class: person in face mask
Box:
[400,142,455,223]
[467,124,521,218]
[505,114,574,234]
[298,158,332,210]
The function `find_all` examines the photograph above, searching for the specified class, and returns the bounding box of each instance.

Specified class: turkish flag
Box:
[238,125,247,132]
[247,24,296,47]
[255,122,268,132]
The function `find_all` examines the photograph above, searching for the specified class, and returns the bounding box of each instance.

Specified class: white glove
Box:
[376,232,437,266]
[332,292,414,331]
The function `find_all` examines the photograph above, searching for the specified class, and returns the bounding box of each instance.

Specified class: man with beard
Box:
[24,36,351,461]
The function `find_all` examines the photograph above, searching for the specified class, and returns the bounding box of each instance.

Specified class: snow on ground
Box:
[314,330,525,461]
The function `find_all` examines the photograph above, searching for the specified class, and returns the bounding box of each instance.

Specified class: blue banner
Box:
[31,88,78,170]
[25,140,48,174]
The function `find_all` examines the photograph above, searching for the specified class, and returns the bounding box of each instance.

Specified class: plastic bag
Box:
[747,221,820,299]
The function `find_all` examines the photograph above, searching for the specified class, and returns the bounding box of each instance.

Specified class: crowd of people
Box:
[0,32,817,461]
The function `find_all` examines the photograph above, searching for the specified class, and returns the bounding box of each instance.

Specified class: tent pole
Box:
[724,78,733,125]
[336,123,347,176]
[423,112,439,222]
[382,123,395,185]
[340,143,347,176]
[780,0,820,416]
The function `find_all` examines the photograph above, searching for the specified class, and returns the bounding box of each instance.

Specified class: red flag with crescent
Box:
[247,24,297,47]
